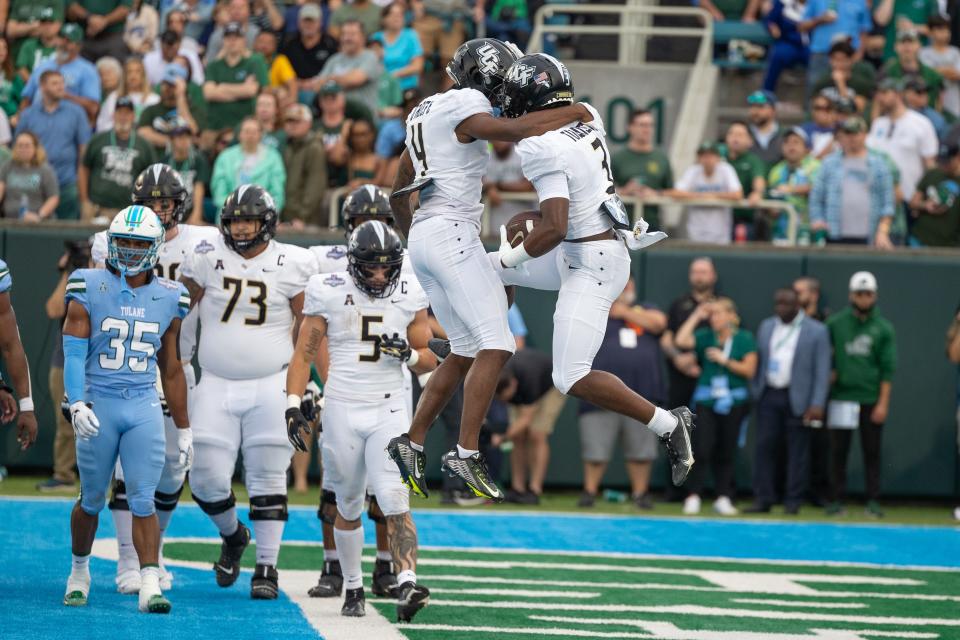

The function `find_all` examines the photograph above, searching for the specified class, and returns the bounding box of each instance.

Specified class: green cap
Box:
[838,116,868,134]
[60,23,83,43]
[696,141,722,155]
[319,80,343,96]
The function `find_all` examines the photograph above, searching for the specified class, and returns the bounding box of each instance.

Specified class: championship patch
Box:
[324,274,346,287]
[326,246,347,259]
[195,240,215,254]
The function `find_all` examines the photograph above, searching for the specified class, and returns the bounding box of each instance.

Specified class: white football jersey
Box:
[92,224,221,281]
[180,236,318,380]
[303,271,428,401]
[517,103,615,240]
[405,88,492,225]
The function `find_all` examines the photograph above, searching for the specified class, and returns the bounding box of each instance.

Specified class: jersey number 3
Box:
[99,318,160,372]
[221,277,267,326]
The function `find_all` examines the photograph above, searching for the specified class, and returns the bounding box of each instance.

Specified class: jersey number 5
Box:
[99,318,160,372]
[221,277,267,326]
[359,315,383,362]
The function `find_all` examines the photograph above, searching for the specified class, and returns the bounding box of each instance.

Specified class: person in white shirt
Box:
[666,142,744,244]
[483,140,533,230]
[867,77,938,203]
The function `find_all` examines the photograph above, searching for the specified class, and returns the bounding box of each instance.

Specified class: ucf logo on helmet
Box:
[507,63,536,86]
[476,43,501,76]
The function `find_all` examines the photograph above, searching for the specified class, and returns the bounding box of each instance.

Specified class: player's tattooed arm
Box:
[406,309,437,375]
[179,276,204,309]
[390,148,416,238]
[158,318,190,428]
[287,314,327,399]
[457,103,592,143]
[386,512,419,574]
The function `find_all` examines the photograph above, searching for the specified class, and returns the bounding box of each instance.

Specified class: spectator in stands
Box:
[667,142,743,244]
[801,91,838,159]
[612,109,673,231]
[494,349,564,505]
[676,297,757,516]
[203,22,267,147]
[374,87,417,183]
[97,56,160,133]
[316,20,382,118]
[578,276,666,510]
[0,132,59,220]
[168,0,214,44]
[144,28,204,87]
[868,77,938,206]
[0,40,19,121]
[205,0,260,63]
[96,57,122,98]
[282,103,327,228]
[15,69,91,218]
[748,287,830,515]
[161,5,202,53]
[69,0,131,61]
[255,30,296,95]
[6,0,64,55]
[372,2,424,92]
[826,271,896,518]
[211,115,286,215]
[762,0,809,93]
[767,127,819,241]
[162,118,208,224]
[253,90,285,152]
[483,140,533,230]
[873,0,938,60]
[79,96,156,220]
[945,307,960,521]
[882,29,944,108]
[810,116,895,246]
[920,15,960,118]
[124,0,159,55]
[345,117,384,187]
[908,143,960,246]
[14,8,61,85]
[329,0,380,40]
[811,38,876,114]
[138,63,205,152]
[747,90,784,168]
[315,80,352,188]
[725,120,767,239]
[412,0,475,75]
[800,0,873,99]
[904,77,947,139]
[22,24,101,122]
[249,0,284,35]
[485,0,531,50]
[282,2,337,102]
[697,0,762,23]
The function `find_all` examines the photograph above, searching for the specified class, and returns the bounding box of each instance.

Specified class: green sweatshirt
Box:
[827,306,896,404]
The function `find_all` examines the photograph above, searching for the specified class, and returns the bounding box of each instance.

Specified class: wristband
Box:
[500,242,532,268]
[407,348,419,367]
[18,397,34,412]
[287,394,302,410]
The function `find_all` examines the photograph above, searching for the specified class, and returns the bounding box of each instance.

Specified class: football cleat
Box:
[251,564,279,600]
[387,434,429,498]
[214,522,251,587]
[63,571,90,607]
[138,568,170,614]
[440,449,504,502]
[159,563,173,591]
[396,581,430,622]
[116,568,142,594]
[139,593,172,614]
[427,338,450,363]
[660,407,695,486]
[341,587,366,617]
[371,559,399,598]
[308,560,343,598]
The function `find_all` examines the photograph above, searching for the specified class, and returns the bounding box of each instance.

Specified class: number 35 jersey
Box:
[517,102,614,241]
[303,271,428,402]
[65,268,189,393]
[180,236,318,380]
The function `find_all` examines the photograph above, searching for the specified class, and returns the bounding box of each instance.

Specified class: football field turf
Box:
[2,496,958,640]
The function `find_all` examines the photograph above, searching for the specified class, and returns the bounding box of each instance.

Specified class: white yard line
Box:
[427,587,600,598]
[730,598,868,609]
[396,623,653,638]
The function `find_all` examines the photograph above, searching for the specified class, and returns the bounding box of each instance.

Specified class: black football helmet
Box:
[446,38,523,106]
[499,53,575,118]
[132,163,188,230]
[219,184,278,253]
[342,184,394,237]
[347,220,404,298]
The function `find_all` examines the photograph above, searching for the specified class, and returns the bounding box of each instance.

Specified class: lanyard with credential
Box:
[109,130,137,151]
[772,316,802,352]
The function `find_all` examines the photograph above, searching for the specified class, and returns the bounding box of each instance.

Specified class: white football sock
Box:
[457,444,479,458]
[66,554,91,597]
[324,548,339,563]
[334,526,364,590]
[111,508,138,573]
[253,520,284,566]
[397,569,417,586]
[646,407,679,437]
[72,553,90,575]
[410,440,424,452]
[138,565,163,611]
[210,508,239,537]
[376,550,392,562]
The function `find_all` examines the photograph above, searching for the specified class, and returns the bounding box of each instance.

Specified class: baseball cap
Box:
[747,89,777,106]
[905,76,929,92]
[284,103,312,122]
[897,28,920,42]
[161,29,181,45]
[60,23,83,43]
[299,3,321,21]
[696,141,722,155]
[223,21,245,37]
[319,80,343,96]
[838,115,868,134]
[38,7,57,21]
[783,126,810,147]
[115,96,135,111]
[878,76,904,92]
[162,63,188,84]
[169,117,192,136]
[849,271,878,293]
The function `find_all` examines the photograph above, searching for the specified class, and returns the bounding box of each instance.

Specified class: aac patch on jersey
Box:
[195,240,215,254]
[324,274,346,287]
[326,246,347,259]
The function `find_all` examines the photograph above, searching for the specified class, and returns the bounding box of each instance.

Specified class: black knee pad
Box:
[154,485,185,512]
[193,491,237,516]
[250,494,288,521]
[317,489,337,525]
[367,494,385,524]
[108,480,129,511]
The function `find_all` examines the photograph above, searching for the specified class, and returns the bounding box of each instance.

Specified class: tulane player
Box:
[62,206,192,614]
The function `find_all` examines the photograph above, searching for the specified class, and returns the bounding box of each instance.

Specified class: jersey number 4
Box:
[409,122,428,177]
[221,277,267,326]
[99,318,160,372]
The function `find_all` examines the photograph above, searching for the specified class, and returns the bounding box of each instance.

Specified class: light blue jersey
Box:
[0,258,11,293]
[65,268,189,394]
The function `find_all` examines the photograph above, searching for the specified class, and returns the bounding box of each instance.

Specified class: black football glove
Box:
[379,332,411,362]
[286,407,312,452]
[60,394,70,422]
[301,381,323,423]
